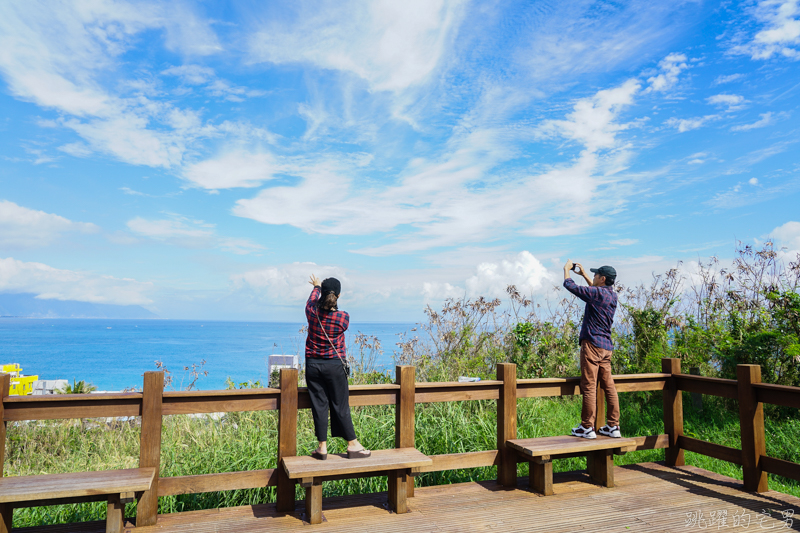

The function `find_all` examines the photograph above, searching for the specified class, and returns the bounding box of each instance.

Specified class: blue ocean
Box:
[0,319,416,391]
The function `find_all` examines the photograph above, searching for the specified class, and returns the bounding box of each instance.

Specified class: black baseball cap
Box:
[590,266,617,280]
[321,277,341,296]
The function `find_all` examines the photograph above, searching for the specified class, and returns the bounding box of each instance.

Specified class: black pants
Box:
[305,357,357,442]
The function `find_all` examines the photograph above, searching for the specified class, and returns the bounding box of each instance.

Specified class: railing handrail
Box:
[1,373,671,421]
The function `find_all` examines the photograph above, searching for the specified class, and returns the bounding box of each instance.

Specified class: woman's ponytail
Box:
[318,291,338,313]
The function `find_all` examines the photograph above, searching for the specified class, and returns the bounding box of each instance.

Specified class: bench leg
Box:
[530,460,553,496]
[0,503,13,533]
[305,481,323,525]
[106,494,124,533]
[388,470,408,514]
[587,450,614,488]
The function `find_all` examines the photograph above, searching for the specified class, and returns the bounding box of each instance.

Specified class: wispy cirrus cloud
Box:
[0,2,275,172]
[127,214,264,254]
[233,78,644,255]
[708,177,800,209]
[247,0,468,94]
[714,73,745,85]
[665,115,719,132]
[731,111,786,131]
[609,238,639,246]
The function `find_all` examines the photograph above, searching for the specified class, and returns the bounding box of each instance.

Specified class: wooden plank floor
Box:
[16,462,800,532]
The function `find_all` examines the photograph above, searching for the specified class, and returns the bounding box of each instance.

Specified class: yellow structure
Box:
[2,363,39,396]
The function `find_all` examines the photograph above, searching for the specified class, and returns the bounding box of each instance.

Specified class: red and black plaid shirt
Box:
[305,287,349,359]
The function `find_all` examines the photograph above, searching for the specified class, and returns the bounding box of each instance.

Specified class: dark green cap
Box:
[590,265,616,280]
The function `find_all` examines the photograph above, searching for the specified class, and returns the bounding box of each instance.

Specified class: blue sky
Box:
[0,0,798,322]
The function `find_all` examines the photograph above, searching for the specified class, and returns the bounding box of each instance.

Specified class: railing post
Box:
[662,358,684,467]
[395,366,416,497]
[497,363,517,487]
[277,367,298,512]
[737,364,768,492]
[138,371,164,527]
[0,374,12,533]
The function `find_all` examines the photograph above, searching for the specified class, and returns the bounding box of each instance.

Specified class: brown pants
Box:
[580,340,620,429]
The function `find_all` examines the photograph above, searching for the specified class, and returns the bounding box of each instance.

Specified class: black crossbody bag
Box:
[316,311,350,378]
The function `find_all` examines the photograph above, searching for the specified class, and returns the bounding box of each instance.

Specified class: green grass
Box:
[6,392,800,528]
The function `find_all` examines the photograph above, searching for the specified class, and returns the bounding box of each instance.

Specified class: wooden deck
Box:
[16,462,800,532]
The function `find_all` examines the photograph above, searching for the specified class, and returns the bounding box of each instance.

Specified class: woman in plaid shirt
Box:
[305,274,370,460]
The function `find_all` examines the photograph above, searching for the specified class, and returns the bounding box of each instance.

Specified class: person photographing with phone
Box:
[563,260,621,439]
[305,274,370,459]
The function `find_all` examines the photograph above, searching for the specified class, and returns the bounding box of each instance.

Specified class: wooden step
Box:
[282,448,432,524]
[0,468,156,503]
[282,448,431,480]
[506,435,638,495]
[508,435,638,460]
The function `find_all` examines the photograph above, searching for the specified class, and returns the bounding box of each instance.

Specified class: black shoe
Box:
[347,448,371,459]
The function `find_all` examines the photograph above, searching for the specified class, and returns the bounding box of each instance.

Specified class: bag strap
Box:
[315,310,349,371]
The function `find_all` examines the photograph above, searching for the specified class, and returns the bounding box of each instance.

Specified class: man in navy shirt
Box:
[563,260,621,439]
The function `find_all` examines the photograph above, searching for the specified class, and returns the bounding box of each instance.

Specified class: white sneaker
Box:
[571,424,596,439]
[598,425,622,438]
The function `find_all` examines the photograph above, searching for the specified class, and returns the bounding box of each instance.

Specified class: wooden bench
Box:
[0,467,156,533]
[282,448,432,524]
[507,436,637,495]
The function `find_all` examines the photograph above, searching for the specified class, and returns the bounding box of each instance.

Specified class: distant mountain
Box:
[0,293,158,319]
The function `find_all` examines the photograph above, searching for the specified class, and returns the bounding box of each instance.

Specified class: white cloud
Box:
[731,0,800,60]
[235,79,643,255]
[57,142,93,157]
[770,220,800,250]
[161,64,215,85]
[609,238,638,246]
[0,2,224,169]
[644,53,689,93]
[731,112,778,131]
[248,0,468,93]
[539,79,641,152]
[0,257,152,305]
[714,73,745,85]
[749,177,760,185]
[665,115,719,132]
[708,179,800,209]
[183,151,281,189]
[218,238,266,256]
[127,215,264,253]
[707,94,747,111]
[233,262,346,303]
[127,216,213,242]
[517,4,687,87]
[0,200,98,249]
[465,251,554,299]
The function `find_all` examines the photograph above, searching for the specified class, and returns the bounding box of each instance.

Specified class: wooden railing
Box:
[660,358,800,493]
[1,358,799,525]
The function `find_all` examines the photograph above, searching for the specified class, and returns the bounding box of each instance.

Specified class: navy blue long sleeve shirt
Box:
[563,278,617,351]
